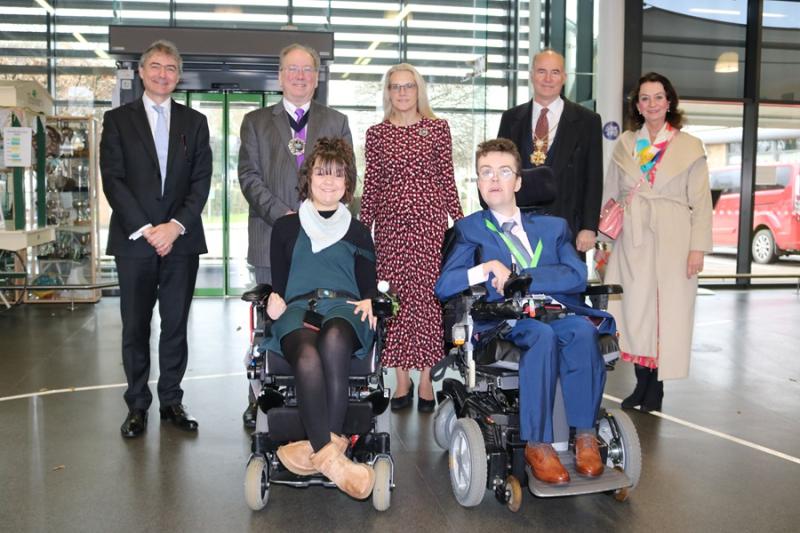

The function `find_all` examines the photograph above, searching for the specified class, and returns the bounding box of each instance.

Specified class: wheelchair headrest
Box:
[478,165,557,211]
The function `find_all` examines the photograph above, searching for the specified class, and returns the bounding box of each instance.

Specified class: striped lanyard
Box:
[484,219,543,269]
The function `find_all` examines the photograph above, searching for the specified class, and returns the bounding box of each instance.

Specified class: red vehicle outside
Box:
[709,162,800,263]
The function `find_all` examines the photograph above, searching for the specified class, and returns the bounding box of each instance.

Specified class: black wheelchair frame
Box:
[432,273,642,511]
[241,284,396,511]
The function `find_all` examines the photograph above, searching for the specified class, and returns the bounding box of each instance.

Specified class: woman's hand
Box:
[348,299,377,330]
[266,292,287,320]
[483,260,512,296]
[687,250,705,279]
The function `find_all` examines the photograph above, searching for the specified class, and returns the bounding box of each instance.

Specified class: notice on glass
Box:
[3,127,32,167]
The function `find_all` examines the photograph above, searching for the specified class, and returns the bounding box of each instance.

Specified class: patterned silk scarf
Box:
[634,122,676,185]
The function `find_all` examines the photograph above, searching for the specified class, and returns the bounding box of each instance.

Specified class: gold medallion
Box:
[530,150,546,166]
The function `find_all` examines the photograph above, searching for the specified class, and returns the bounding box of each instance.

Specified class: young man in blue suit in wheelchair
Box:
[435,138,613,485]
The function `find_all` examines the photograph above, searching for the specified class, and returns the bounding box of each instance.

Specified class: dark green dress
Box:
[263,216,376,359]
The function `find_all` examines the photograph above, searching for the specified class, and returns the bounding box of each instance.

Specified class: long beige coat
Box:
[602,130,712,380]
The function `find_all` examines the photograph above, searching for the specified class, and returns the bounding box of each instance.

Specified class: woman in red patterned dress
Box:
[360,63,463,412]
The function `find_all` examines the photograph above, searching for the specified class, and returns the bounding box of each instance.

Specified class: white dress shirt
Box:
[129,93,185,240]
[467,207,535,286]
[531,96,564,153]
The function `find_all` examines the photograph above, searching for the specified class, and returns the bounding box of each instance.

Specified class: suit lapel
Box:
[305,101,324,156]
[130,99,159,169]
[165,100,184,193]
[273,103,294,166]
[514,102,534,169]
[481,211,514,265]
[548,99,578,177]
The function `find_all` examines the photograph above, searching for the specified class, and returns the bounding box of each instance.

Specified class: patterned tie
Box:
[153,104,168,193]
[534,107,549,150]
[294,108,307,168]
[501,220,533,266]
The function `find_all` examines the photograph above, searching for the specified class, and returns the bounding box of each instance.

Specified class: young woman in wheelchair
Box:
[262,137,377,499]
[434,138,613,485]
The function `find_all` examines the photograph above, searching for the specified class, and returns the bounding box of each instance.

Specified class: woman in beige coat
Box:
[602,72,712,412]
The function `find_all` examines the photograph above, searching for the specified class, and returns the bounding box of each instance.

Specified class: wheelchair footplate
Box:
[526,451,632,497]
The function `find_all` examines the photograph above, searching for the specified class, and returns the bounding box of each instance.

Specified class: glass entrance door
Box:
[176,91,281,296]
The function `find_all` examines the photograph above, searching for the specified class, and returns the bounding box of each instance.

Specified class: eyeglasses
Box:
[389,82,417,92]
[477,166,517,182]
[313,166,346,179]
[282,65,318,76]
[146,62,179,75]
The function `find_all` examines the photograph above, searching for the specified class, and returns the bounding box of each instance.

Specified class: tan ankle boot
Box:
[310,440,375,499]
[277,434,349,476]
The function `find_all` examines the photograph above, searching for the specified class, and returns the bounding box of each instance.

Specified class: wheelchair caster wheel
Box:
[504,475,523,512]
[244,455,270,510]
[372,457,392,511]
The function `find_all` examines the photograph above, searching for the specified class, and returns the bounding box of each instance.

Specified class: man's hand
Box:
[483,260,512,296]
[144,221,182,257]
[576,229,597,253]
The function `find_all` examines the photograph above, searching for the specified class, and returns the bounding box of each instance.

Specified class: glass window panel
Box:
[760,1,800,101]
[681,100,744,281]
[751,103,800,278]
[642,1,745,99]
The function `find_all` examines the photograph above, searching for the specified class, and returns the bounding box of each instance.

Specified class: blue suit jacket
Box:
[435,209,614,333]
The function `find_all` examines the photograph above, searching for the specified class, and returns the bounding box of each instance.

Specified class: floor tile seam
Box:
[0,371,246,403]
[603,393,800,466]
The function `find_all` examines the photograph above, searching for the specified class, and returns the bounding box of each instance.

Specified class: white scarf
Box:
[298,199,352,253]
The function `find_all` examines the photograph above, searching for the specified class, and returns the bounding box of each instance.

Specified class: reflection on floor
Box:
[1,289,799,532]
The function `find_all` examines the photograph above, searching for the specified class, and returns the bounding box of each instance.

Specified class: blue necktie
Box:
[501,220,533,266]
[153,104,168,193]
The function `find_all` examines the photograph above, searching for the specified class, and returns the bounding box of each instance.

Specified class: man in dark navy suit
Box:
[498,49,602,255]
[100,40,212,438]
[435,139,610,485]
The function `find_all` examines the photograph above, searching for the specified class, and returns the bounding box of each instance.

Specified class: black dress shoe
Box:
[242,402,258,429]
[121,409,148,438]
[417,396,436,413]
[390,380,414,411]
[160,404,199,431]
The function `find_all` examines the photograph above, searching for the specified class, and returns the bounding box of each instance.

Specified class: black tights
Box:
[281,318,358,452]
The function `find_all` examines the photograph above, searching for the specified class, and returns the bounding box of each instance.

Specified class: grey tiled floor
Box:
[1,289,799,532]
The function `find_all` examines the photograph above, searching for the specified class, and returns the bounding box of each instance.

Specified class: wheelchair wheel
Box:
[599,408,642,499]
[433,397,456,451]
[372,457,392,511]
[244,455,270,510]
[449,418,487,507]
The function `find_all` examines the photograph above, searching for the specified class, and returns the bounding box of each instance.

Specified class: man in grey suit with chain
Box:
[237,43,352,426]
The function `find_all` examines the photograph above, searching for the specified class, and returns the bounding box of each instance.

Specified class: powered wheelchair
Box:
[431,167,642,511]
[240,283,396,511]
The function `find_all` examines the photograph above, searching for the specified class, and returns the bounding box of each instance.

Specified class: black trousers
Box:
[116,253,199,410]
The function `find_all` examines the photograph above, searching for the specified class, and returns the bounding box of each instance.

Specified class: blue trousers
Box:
[502,316,606,443]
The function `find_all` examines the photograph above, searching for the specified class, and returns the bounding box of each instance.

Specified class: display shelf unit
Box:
[25,116,101,303]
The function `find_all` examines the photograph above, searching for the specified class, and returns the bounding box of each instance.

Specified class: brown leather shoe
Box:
[574,433,605,477]
[525,443,570,485]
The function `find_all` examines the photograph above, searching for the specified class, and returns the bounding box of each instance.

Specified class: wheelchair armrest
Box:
[241,283,273,303]
[582,284,622,296]
[372,293,395,318]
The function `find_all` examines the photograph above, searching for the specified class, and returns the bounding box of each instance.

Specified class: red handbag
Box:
[598,175,646,240]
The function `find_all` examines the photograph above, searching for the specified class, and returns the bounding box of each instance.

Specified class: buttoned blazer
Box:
[237,100,352,267]
[100,98,213,257]
[435,209,613,331]
[497,98,603,236]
